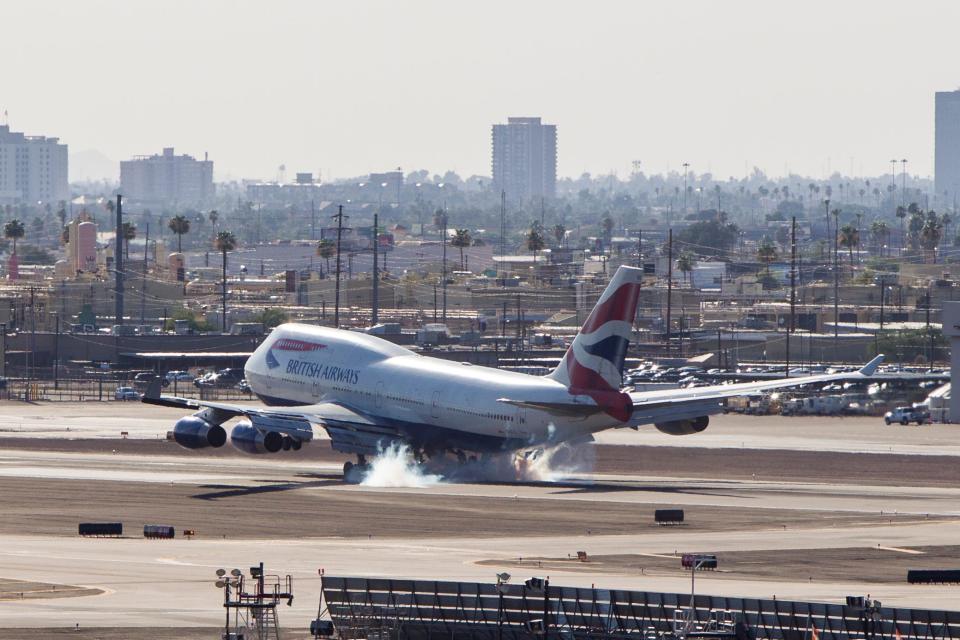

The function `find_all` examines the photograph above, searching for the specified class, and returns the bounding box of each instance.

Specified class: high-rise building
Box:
[120,147,214,206]
[0,124,69,205]
[936,90,960,208]
[491,117,557,203]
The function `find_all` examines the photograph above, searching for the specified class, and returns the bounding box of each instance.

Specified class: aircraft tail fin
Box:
[546,265,642,421]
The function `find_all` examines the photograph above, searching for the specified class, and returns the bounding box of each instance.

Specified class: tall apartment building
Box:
[491,117,557,204]
[120,147,214,206]
[936,90,960,208]
[0,124,69,205]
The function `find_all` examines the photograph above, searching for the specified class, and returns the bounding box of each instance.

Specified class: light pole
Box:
[496,573,511,640]
[901,159,908,210]
[682,162,690,213]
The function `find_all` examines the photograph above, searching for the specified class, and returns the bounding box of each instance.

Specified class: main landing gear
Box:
[343,455,369,484]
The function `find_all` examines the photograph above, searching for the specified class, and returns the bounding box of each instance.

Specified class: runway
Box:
[0,402,959,631]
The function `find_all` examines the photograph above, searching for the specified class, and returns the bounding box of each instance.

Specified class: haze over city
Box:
[4,0,960,182]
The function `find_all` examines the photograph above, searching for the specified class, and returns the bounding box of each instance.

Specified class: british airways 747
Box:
[144,266,882,482]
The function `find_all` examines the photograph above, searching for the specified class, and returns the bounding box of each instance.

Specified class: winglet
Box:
[859,354,884,376]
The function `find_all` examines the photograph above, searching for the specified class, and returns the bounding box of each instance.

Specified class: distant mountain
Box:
[70,149,118,183]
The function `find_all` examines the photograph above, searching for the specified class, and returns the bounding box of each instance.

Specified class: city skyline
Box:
[2,1,960,183]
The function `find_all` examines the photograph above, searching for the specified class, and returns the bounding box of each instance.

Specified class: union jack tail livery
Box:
[547,266,642,421]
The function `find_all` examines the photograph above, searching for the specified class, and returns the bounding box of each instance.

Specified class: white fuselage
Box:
[244,324,618,452]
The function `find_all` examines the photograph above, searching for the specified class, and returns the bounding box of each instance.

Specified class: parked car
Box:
[884,405,930,425]
[165,370,195,382]
[195,368,245,388]
[132,372,170,390]
[114,386,140,401]
[236,379,253,395]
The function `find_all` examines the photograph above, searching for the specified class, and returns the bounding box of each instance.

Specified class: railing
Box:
[321,576,960,640]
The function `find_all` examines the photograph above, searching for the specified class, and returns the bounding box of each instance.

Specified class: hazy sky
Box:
[3,0,960,182]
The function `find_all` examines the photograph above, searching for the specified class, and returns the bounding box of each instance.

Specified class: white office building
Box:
[0,124,69,205]
[120,147,214,207]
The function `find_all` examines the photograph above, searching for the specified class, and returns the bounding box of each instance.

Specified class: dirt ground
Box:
[480,545,960,585]
[4,437,960,487]
[0,579,103,601]
[0,473,941,540]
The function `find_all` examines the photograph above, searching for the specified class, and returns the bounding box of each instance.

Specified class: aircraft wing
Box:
[625,354,884,426]
[142,395,403,455]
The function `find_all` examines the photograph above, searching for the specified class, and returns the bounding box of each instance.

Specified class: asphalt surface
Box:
[0,402,958,631]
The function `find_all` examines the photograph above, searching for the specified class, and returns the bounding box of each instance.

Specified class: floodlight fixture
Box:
[216,569,227,577]
[215,580,226,588]
[231,569,242,577]
[497,573,511,584]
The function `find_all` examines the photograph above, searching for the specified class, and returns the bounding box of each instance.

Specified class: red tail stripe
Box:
[580,282,641,334]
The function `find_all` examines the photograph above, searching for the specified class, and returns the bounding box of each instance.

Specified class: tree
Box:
[677,252,694,284]
[526,226,545,263]
[675,220,740,257]
[208,209,219,239]
[433,208,447,229]
[214,231,238,332]
[168,215,191,253]
[450,229,471,270]
[757,241,777,275]
[839,224,859,277]
[601,215,614,246]
[871,220,889,256]
[121,222,136,259]
[254,307,289,329]
[4,219,25,255]
[919,211,943,263]
[105,198,115,228]
[317,238,335,274]
[895,205,907,251]
[56,201,67,228]
[553,223,566,247]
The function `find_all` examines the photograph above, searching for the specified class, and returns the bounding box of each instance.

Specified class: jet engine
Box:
[654,415,709,436]
[171,416,227,449]
[230,421,285,454]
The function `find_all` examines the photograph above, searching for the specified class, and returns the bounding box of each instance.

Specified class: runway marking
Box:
[634,552,678,559]
[876,545,924,554]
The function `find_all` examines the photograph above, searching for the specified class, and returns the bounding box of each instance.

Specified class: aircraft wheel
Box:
[343,461,360,484]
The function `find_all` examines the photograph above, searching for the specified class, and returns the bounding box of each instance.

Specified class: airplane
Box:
[144,265,884,482]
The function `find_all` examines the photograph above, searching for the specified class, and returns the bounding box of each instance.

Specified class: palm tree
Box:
[895,205,907,253]
[168,215,191,254]
[757,241,777,276]
[214,230,238,332]
[450,229,471,270]
[121,222,136,259]
[105,198,115,228]
[316,238,335,274]
[56,201,67,229]
[4,219,25,255]
[527,226,545,263]
[552,223,566,247]
[677,252,694,284]
[839,224,859,277]
[208,210,219,238]
[919,211,943,263]
[871,220,889,256]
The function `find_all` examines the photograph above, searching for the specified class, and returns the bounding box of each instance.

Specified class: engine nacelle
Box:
[171,416,227,449]
[230,421,284,454]
[654,416,709,436]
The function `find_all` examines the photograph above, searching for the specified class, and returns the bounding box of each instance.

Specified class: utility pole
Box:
[372,213,379,325]
[28,286,35,383]
[637,228,642,269]
[311,199,316,241]
[141,222,149,324]
[115,194,124,325]
[332,205,347,327]
[666,228,673,354]
[787,216,796,377]
[499,190,507,282]
[876,275,885,354]
[926,290,933,370]
[53,313,60,390]
[834,208,840,355]
[442,212,447,323]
